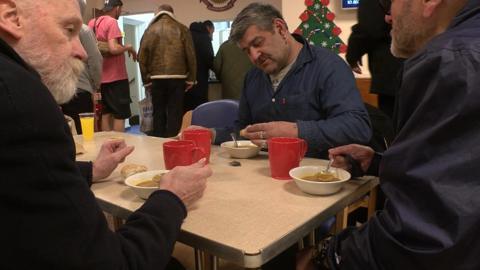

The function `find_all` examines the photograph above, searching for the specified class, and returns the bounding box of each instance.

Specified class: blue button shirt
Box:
[216,35,371,158]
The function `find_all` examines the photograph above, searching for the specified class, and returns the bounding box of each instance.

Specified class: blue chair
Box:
[191,99,239,128]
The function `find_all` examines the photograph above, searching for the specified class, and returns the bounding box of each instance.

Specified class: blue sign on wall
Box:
[342,0,359,9]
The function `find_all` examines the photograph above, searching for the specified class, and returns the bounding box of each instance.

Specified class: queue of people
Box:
[2,0,480,270]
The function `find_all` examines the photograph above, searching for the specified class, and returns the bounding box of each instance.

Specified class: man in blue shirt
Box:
[215,3,371,158]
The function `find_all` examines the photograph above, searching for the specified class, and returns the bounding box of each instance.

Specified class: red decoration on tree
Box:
[321,0,330,5]
[326,12,335,21]
[305,0,314,6]
[300,12,310,22]
[339,44,348,53]
[332,26,342,36]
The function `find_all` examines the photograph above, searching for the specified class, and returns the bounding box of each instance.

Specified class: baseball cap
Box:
[102,0,123,12]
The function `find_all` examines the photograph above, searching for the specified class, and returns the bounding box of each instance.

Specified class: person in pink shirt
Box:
[88,0,137,132]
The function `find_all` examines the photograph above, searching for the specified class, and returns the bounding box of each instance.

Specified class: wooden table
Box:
[76,132,378,269]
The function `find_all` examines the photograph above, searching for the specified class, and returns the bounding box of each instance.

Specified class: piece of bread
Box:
[121,164,148,178]
[239,128,247,138]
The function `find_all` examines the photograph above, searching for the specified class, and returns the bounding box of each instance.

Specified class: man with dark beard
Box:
[0,0,211,269]
[300,0,480,269]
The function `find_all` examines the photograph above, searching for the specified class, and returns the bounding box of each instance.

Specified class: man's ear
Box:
[0,0,23,40]
[273,18,288,39]
[423,0,443,18]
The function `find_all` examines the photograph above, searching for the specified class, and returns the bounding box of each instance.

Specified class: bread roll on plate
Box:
[121,164,148,178]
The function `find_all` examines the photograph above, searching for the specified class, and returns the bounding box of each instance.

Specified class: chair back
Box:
[191,99,239,128]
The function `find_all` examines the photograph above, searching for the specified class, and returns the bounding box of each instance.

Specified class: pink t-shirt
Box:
[88,16,128,84]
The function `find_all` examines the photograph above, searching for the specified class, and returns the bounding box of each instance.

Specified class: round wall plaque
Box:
[200,0,237,12]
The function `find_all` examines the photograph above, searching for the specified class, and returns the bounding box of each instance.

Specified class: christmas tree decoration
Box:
[295,0,347,54]
[326,12,335,21]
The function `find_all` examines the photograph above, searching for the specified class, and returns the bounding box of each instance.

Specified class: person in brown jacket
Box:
[138,4,196,137]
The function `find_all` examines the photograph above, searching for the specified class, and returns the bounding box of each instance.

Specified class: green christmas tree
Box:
[294,0,347,54]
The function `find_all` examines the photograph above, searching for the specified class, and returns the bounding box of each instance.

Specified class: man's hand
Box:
[185,82,194,92]
[242,121,298,146]
[159,159,212,208]
[349,60,363,74]
[328,144,374,173]
[125,44,137,62]
[92,139,135,182]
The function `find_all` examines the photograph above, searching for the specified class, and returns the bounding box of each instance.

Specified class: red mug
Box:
[163,140,205,170]
[181,129,212,163]
[268,137,308,180]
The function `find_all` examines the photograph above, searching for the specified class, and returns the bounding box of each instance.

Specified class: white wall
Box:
[87,0,281,25]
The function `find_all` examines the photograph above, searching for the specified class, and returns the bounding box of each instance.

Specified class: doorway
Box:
[118,13,155,126]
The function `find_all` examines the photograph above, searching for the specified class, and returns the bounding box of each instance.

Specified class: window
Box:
[212,20,232,55]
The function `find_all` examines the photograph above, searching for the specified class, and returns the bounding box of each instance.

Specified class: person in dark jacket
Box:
[184,21,214,112]
[212,3,372,159]
[0,1,211,269]
[346,0,403,119]
[302,0,480,269]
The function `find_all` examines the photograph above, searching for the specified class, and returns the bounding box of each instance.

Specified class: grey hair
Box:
[77,0,86,17]
[230,3,284,43]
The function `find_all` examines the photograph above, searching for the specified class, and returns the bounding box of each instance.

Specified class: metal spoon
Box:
[323,158,334,174]
[230,132,239,148]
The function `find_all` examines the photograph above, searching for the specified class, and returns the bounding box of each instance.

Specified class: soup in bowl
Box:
[289,165,351,195]
[124,170,169,199]
[221,140,260,159]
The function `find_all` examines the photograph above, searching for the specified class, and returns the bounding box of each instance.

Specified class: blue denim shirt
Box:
[216,35,371,158]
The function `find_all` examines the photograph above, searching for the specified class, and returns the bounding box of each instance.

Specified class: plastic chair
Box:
[191,99,239,128]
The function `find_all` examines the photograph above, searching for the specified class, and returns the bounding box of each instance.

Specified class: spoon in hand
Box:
[323,158,334,174]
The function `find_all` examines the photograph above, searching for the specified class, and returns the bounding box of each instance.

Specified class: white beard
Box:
[41,58,85,104]
[17,43,85,104]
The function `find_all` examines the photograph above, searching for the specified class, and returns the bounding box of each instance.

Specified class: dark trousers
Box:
[151,79,185,138]
[378,94,395,119]
[61,89,93,134]
[184,82,208,112]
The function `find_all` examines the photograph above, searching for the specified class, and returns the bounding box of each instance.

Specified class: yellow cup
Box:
[79,112,95,140]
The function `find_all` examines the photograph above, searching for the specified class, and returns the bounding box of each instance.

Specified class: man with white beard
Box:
[0,0,211,269]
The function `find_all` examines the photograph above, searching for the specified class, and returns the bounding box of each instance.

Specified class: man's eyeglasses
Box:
[379,0,391,15]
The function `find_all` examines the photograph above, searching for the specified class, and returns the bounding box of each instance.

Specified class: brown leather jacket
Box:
[138,11,196,85]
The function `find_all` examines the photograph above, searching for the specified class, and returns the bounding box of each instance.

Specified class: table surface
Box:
[76,132,378,268]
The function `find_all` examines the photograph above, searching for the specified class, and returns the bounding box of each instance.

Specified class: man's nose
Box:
[249,48,261,64]
[72,36,87,61]
[385,14,392,25]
